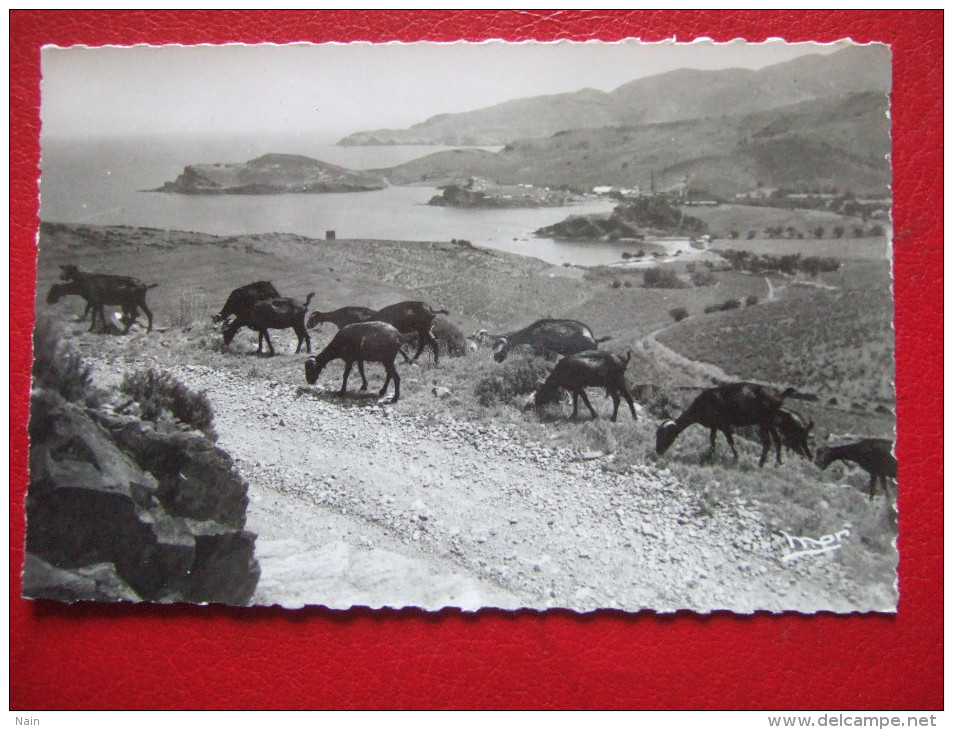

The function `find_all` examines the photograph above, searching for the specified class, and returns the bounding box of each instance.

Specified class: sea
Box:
[38,133,635,267]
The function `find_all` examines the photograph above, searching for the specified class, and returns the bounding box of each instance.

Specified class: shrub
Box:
[745,294,760,307]
[643,267,686,289]
[167,288,211,329]
[669,307,690,323]
[690,269,717,287]
[32,316,98,405]
[474,354,551,407]
[120,368,217,438]
[703,299,742,314]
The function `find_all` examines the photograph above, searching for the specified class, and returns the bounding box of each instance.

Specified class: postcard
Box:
[27,39,896,612]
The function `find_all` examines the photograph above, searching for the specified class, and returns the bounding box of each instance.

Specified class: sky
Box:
[40,39,848,140]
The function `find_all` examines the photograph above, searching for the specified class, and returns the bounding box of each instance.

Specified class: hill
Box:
[340,45,890,147]
[153,153,387,195]
[381,92,891,198]
[32,223,898,612]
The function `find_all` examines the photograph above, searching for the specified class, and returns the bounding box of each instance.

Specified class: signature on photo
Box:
[779,527,851,562]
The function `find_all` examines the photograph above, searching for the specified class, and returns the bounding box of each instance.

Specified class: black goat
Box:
[306,306,376,331]
[373,301,449,366]
[816,439,897,500]
[304,322,411,403]
[526,350,637,422]
[403,315,472,358]
[774,407,814,460]
[47,276,158,333]
[656,382,795,467]
[57,265,149,324]
[213,280,280,325]
[223,293,314,355]
[492,319,612,363]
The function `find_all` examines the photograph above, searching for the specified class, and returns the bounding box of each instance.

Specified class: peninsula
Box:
[152,153,387,195]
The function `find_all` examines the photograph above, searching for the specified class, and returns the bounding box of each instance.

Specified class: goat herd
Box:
[45,267,898,501]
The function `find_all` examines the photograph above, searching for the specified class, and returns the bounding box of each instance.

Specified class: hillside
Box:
[32,224,898,612]
[153,153,387,195]
[340,45,890,147]
[381,92,891,197]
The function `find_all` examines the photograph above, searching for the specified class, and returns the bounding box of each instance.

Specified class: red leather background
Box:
[10,11,942,710]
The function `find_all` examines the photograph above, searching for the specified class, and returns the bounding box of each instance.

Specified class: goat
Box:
[212,280,280,325]
[492,319,612,363]
[372,301,449,366]
[774,407,814,460]
[526,350,637,422]
[57,265,149,324]
[655,382,795,467]
[304,322,411,403]
[306,306,376,331]
[47,277,158,333]
[816,439,897,500]
[223,293,314,355]
[403,315,471,358]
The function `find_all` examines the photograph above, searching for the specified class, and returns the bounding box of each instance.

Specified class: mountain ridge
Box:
[339,45,890,147]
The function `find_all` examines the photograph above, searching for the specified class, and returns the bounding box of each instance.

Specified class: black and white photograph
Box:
[27,39,896,613]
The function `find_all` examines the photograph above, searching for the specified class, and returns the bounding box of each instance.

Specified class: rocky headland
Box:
[152,153,387,195]
[536,199,707,242]
[429,179,584,209]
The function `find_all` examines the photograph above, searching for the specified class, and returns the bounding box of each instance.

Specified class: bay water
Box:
[38,133,631,267]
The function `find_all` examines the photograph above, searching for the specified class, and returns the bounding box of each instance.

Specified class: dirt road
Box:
[84,345,883,613]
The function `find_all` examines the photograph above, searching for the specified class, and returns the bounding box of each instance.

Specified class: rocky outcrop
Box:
[429,182,582,209]
[536,199,707,241]
[152,153,386,195]
[24,388,260,605]
[535,212,645,242]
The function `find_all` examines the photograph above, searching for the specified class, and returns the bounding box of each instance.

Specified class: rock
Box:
[432,386,452,399]
[96,411,250,529]
[183,519,261,605]
[24,389,260,605]
[21,555,141,603]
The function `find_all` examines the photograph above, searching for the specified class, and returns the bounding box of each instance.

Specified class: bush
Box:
[32,316,98,405]
[703,299,742,314]
[120,368,217,438]
[474,354,551,407]
[167,288,211,329]
[690,269,717,287]
[745,294,760,307]
[669,307,690,323]
[643,267,686,289]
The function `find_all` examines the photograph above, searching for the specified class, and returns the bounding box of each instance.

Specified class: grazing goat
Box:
[212,280,280,325]
[655,382,795,467]
[816,439,897,500]
[223,293,314,355]
[526,350,637,422]
[304,322,410,402]
[492,319,612,363]
[404,315,472,358]
[774,407,814,460]
[373,301,449,366]
[47,276,158,333]
[306,306,376,331]
[57,265,150,324]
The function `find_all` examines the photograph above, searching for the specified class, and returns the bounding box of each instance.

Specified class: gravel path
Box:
[84,346,875,613]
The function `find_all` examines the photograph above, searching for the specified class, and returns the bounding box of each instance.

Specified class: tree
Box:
[669,307,690,323]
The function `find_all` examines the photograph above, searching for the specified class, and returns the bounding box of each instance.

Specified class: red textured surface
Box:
[10,11,942,710]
